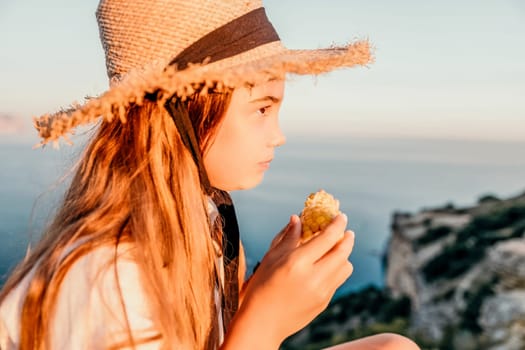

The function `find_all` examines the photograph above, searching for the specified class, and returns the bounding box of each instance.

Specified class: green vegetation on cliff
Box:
[281,285,413,350]
[422,204,525,283]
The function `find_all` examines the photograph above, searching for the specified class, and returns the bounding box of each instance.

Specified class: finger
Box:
[297,214,348,262]
[315,231,355,291]
[277,215,302,250]
[269,215,294,249]
[329,261,354,296]
[322,253,354,295]
[314,231,355,271]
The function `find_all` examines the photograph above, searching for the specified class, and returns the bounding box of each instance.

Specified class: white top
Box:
[0,199,225,349]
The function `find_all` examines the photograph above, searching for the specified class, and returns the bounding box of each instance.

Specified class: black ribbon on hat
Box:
[164,7,279,338]
[169,7,280,70]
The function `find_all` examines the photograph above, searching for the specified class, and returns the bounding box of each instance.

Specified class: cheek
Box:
[204,131,244,189]
[204,139,225,181]
[204,129,262,191]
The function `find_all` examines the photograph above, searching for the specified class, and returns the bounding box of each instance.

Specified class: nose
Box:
[270,123,286,148]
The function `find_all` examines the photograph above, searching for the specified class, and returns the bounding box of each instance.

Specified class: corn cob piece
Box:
[300,190,342,242]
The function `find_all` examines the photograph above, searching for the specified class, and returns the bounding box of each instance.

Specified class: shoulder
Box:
[51,242,157,348]
[0,242,158,349]
[56,242,142,304]
[59,242,141,294]
[0,263,38,348]
[0,242,152,348]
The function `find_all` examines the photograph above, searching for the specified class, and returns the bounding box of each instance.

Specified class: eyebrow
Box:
[249,95,281,104]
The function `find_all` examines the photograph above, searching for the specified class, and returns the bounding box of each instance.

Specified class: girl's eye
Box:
[257,106,271,116]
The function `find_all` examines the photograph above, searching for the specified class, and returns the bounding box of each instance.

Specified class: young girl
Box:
[0,0,420,349]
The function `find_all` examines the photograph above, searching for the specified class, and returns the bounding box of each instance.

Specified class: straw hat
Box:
[34,0,373,146]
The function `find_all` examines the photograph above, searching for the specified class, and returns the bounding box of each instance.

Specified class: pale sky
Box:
[1,0,524,141]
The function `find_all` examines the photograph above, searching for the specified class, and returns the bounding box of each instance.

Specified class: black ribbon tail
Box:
[165,98,212,194]
[214,191,240,333]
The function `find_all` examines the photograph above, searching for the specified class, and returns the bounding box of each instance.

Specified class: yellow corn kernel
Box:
[300,190,341,242]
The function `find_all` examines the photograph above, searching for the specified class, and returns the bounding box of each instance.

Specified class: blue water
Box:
[1,134,525,296]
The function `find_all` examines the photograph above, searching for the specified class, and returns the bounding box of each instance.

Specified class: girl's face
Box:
[204,80,286,191]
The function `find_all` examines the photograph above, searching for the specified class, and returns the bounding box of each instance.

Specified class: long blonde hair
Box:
[0,91,235,349]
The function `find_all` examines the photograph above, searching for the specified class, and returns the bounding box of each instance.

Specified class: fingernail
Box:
[342,214,348,223]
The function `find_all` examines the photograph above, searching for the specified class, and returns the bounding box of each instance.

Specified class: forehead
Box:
[248,80,285,99]
[228,80,285,103]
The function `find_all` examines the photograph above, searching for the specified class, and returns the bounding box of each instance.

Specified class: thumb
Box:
[270,215,295,249]
[278,214,302,249]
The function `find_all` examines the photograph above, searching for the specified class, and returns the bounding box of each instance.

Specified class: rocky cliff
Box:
[282,191,525,350]
[386,192,525,349]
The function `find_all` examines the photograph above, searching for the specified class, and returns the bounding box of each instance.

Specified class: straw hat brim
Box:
[34,40,373,146]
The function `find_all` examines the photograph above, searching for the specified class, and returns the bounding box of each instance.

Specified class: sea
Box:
[1,134,524,297]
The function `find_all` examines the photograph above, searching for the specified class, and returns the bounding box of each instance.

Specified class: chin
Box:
[220,174,264,191]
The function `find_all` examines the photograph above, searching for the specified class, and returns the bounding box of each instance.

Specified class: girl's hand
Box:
[239,216,299,301]
[229,214,355,347]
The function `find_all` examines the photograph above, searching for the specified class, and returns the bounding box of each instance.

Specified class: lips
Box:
[258,158,273,169]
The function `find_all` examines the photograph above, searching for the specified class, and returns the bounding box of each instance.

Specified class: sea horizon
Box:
[1,134,524,296]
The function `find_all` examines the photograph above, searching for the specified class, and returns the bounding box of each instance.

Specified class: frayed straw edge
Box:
[33,40,373,148]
